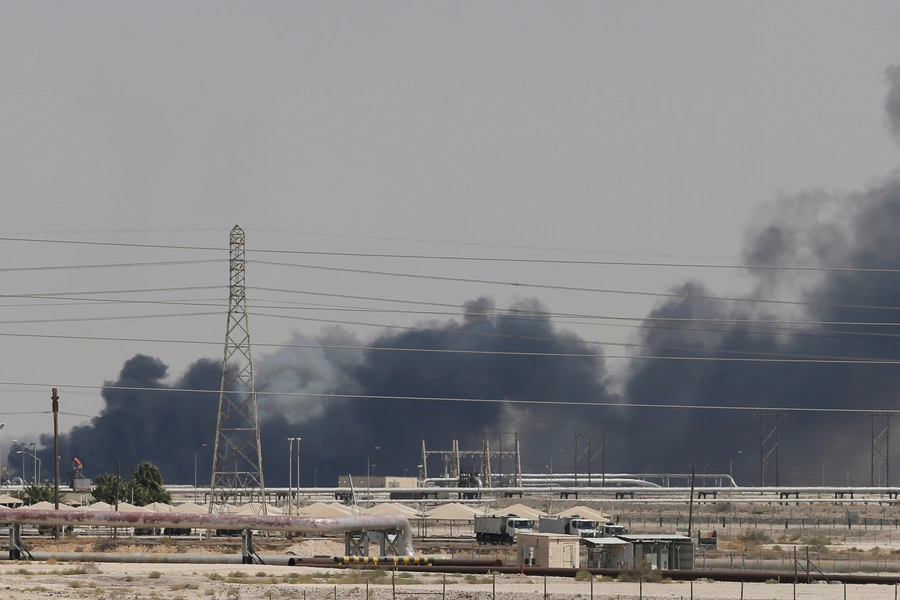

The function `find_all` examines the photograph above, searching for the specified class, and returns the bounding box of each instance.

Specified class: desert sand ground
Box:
[5,497,900,599]
[0,557,898,599]
[0,536,896,600]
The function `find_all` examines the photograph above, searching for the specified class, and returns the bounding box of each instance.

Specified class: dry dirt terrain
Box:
[0,537,896,600]
[5,497,900,599]
[0,558,898,599]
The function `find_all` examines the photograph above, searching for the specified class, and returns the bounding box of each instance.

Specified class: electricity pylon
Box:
[209,225,267,514]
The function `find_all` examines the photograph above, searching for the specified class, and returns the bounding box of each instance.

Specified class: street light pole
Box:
[0,423,5,487]
[194,443,207,503]
[296,437,301,496]
[367,446,380,508]
[287,438,295,516]
[29,443,36,484]
[16,451,40,487]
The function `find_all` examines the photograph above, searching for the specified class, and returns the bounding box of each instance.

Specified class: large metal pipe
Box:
[250,484,899,495]
[2,510,416,556]
[153,483,900,499]
[20,552,293,565]
[299,562,900,585]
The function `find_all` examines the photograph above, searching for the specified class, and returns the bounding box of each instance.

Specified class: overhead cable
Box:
[0,381,897,414]
[249,259,900,312]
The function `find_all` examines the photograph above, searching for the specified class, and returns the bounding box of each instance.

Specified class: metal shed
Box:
[617,534,694,570]
[582,536,634,568]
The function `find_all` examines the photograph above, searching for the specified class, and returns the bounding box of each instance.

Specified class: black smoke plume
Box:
[29,298,618,487]
[21,63,900,489]
[886,65,900,145]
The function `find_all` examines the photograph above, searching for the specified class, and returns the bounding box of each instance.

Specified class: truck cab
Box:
[506,517,535,537]
[601,523,627,536]
[567,519,600,537]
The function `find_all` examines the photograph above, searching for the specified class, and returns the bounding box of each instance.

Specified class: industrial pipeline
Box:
[300,561,900,585]
[2,509,416,557]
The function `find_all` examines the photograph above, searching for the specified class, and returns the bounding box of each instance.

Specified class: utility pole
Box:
[757,413,784,486]
[866,413,891,487]
[576,431,605,487]
[52,388,60,539]
[210,226,266,514]
[498,432,502,488]
[573,429,578,490]
[114,461,121,539]
[601,429,607,487]
[588,434,593,486]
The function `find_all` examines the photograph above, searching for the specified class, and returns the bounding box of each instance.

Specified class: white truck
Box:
[538,516,628,538]
[600,522,627,536]
[474,514,535,545]
[538,516,601,537]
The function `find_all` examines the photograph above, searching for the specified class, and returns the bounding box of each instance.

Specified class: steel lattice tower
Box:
[209,225,267,514]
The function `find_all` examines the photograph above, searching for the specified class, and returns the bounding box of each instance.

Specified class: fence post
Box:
[443,573,446,600]
[392,569,396,600]
[334,584,337,600]
[543,574,547,599]
[493,571,496,600]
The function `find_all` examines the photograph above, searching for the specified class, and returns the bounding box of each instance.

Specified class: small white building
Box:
[517,533,580,568]
[337,475,419,489]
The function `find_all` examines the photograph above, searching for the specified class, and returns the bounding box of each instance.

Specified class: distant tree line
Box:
[21,461,171,506]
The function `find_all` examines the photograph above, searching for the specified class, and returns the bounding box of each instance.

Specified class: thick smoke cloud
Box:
[622,174,900,484]
[20,63,900,489]
[886,65,900,145]
[29,355,221,487]
[253,296,617,484]
[27,298,617,487]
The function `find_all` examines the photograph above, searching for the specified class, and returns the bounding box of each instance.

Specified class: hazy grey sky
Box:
[2,3,899,453]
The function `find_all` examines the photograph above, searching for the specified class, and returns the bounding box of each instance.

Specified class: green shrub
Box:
[618,561,663,583]
[803,535,831,550]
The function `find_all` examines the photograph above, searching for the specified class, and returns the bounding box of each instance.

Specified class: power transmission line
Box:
[2,233,899,273]
[4,329,899,363]
[3,380,900,414]
[250,259,900,313]
[0,259,224,273]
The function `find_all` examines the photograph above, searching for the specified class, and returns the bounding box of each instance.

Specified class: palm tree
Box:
[23,483,54,505]
[91,474,124,504]
[127,462,171,505]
